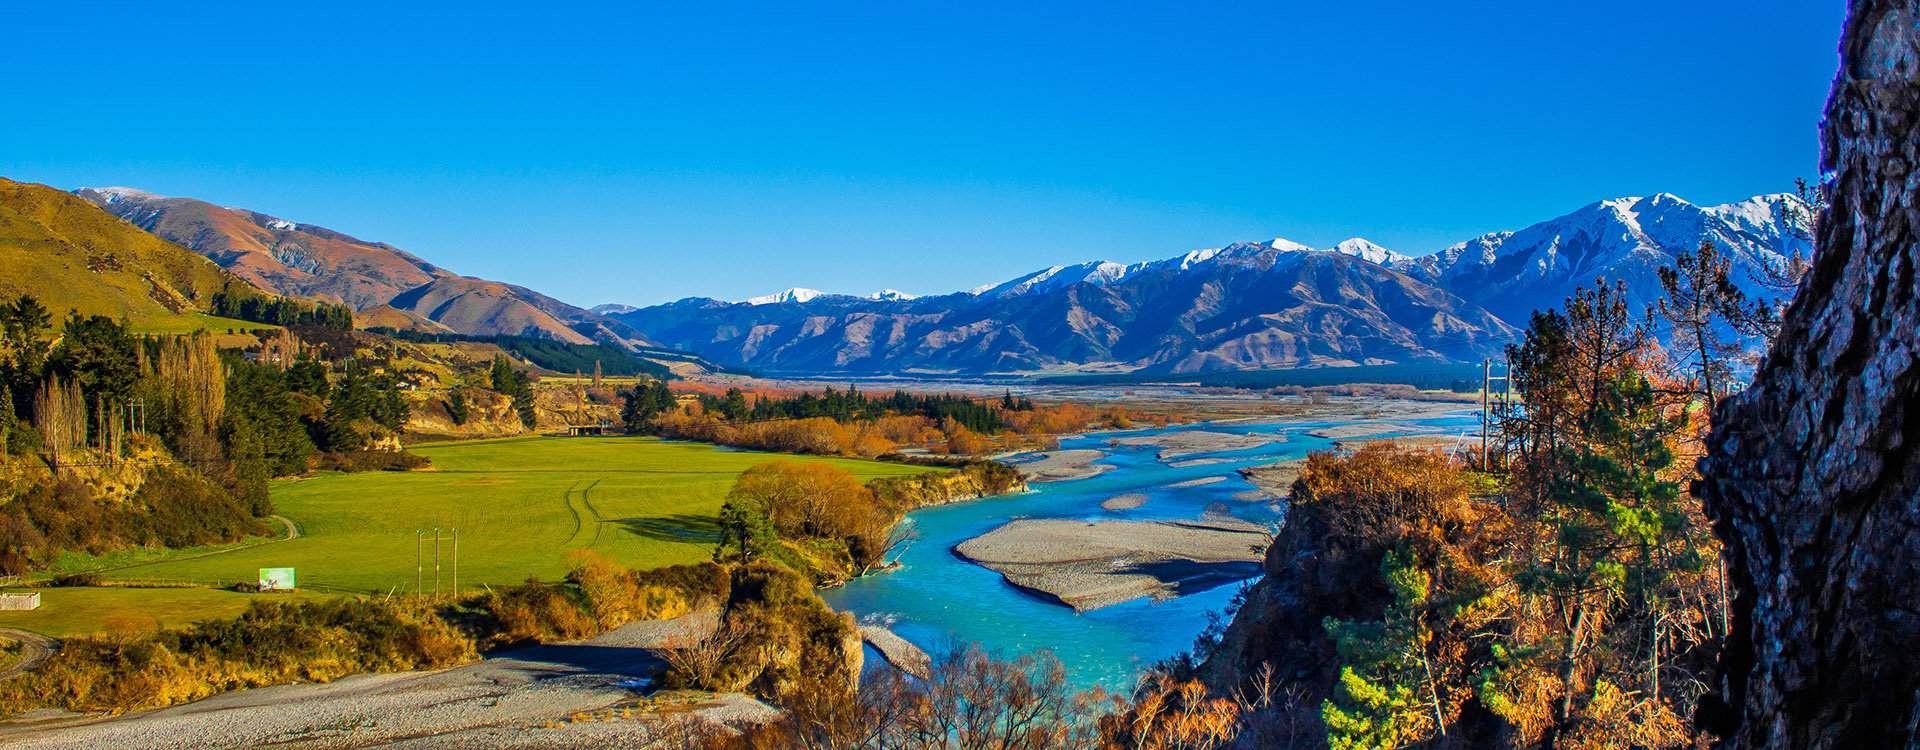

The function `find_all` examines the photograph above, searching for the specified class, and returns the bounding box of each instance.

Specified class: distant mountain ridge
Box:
[610,239,1518,374]
[605,192,1808,375]
[74,187,657,350]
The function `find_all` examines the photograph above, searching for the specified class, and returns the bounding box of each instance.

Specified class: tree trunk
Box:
[1698,2,1920,746]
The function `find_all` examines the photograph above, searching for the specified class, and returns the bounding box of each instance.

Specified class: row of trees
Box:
[699,386,1032,433]
[208,291,354,330]
[624,382,1153,458]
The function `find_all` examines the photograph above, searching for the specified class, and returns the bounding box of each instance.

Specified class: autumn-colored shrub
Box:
[0,598,473,716]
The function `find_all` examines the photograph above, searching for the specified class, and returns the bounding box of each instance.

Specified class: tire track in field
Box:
[577,478,607,548]
[559,480,587,546]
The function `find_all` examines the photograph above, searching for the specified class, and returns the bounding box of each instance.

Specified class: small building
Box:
[566,425,606,437]
[0,592,41,611]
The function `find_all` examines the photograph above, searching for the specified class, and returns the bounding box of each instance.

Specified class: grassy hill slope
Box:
[0,177,267,333]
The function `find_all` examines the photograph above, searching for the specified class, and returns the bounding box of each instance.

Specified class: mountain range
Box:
[73,187,657,351]
[9,177,1810,377]
[603,193,1812,374]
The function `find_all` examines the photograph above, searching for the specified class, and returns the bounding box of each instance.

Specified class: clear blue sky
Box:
[3,2,1841,307]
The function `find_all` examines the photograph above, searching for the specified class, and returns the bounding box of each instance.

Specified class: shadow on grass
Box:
[611,514,722,543]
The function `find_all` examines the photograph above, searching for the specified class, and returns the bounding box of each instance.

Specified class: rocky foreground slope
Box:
[1698,0,1920,744]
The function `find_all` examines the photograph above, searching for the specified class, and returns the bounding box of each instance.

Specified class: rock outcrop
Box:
[1698,1,1920,746]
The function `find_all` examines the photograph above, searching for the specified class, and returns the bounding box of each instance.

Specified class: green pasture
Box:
[0,587,332,638]
[90,436,936,596]
[127,312,276,336]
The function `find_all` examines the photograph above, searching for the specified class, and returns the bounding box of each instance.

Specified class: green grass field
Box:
[89,436,937,596]
[0,587,332,638]
[127,312,276,336]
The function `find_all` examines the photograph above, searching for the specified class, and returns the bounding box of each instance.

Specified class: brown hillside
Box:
[74,187,447,310]
[74,186,659,350]
[386,276,593,344]
[354,304,456,334]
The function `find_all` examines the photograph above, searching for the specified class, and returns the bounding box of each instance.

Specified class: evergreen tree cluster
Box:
[695,386,1031,432]
[619,379,676,433]
[489,355,537,429]
[209,291,353,330]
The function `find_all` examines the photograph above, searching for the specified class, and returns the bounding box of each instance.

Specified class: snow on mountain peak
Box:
[744,288,825,305]
[871,289,919,301]
[1331,238,1408,265]
[79,187,163,204]
[591,303,639,315]
[1267,238,1317,254]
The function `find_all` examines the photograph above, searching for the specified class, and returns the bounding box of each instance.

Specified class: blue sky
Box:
[4,2,1841,307]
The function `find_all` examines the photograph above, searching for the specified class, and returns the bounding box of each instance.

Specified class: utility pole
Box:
[451,528,459,599]
[1480,359,1491,470]
[433,527,442,599]
[415,531,423,601]
[1502,351,1516,470]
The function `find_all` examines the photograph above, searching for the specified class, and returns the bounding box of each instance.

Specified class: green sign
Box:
[259,567,296,591]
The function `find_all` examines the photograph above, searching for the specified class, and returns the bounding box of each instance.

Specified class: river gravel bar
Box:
[954,519,1268,611]
[1011,449,1113,482]
[1108,430,1286,462]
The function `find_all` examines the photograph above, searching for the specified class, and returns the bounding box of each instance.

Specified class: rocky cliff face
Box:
[1698,1,1920,746]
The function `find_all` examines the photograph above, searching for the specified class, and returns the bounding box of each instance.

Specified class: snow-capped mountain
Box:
[1398,193,1812,325]
[744,287,827,305]
[612,236,1513,373]
[590,303,640,315]
[602,191,1806,374]
[1332,238,1409,265]
[966,237,1407,300]
[742,288,921,305]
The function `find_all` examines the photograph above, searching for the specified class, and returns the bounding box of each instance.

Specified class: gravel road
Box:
[0,610,776,749]
[0,628,58,681]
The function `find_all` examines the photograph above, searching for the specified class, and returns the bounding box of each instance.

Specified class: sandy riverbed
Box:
[953,519,1268,612]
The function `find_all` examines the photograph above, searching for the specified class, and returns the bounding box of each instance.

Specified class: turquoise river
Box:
[820,410,1477,691]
